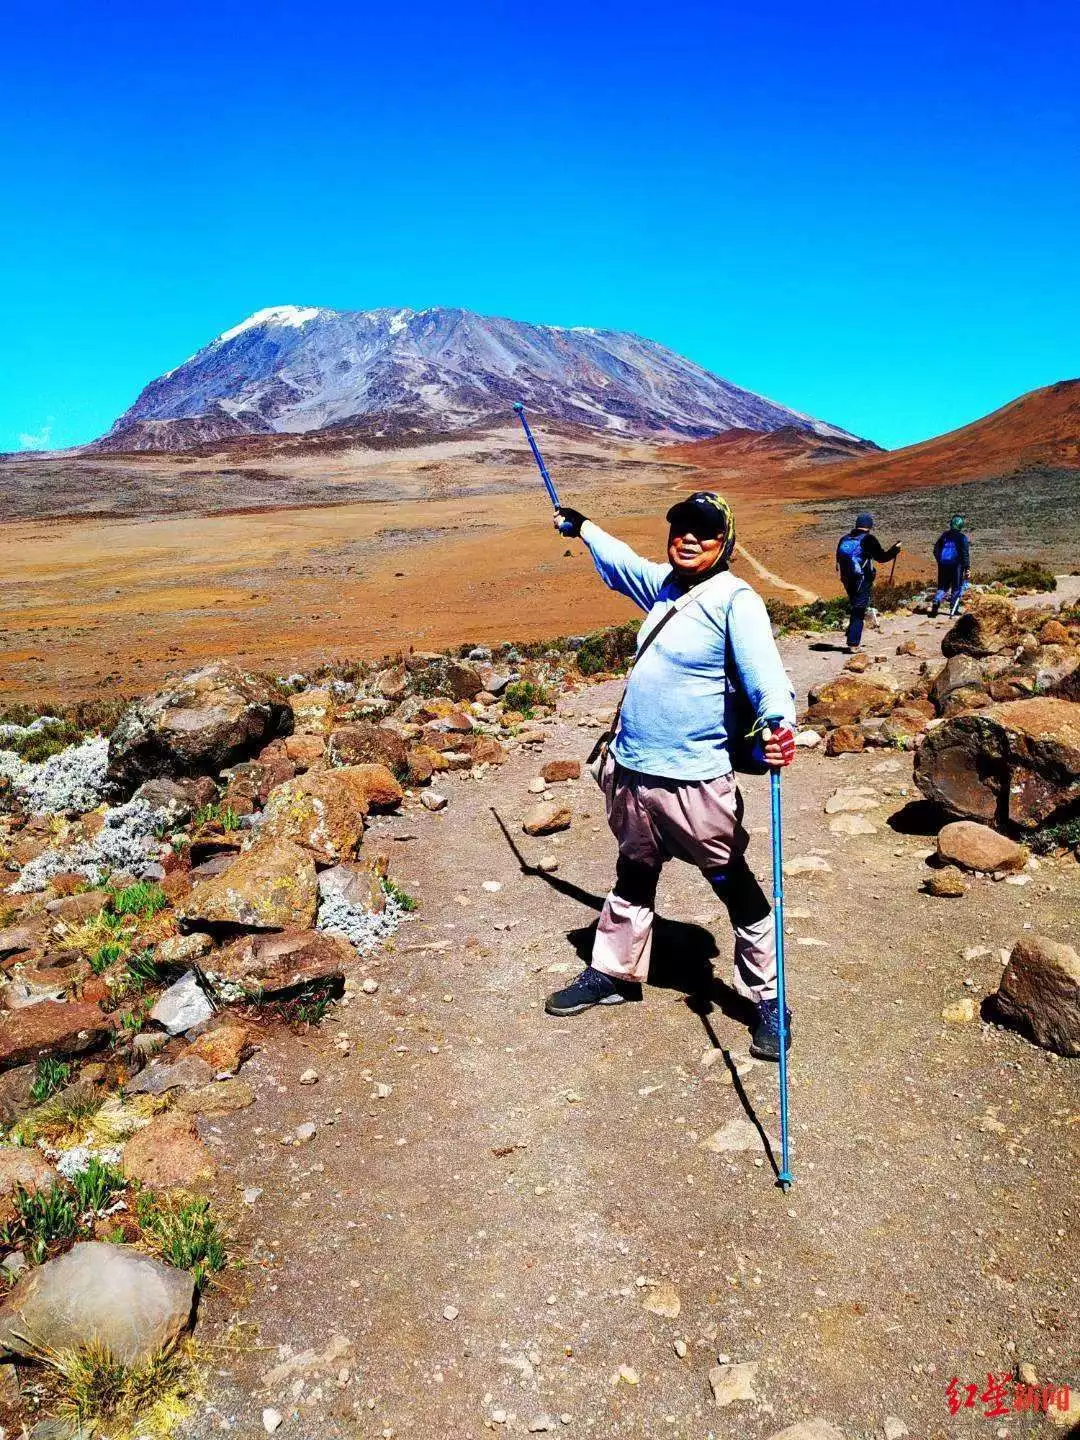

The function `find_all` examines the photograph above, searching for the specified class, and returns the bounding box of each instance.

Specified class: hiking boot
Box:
[749,997,792,1061]
[545,966,640,1017]
[929,600,940,618]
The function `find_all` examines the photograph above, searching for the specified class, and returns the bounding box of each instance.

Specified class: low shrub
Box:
[575,622,639,676]
[503,679,555,712]
[983,560,1058,593]
[43,1339,196,1433]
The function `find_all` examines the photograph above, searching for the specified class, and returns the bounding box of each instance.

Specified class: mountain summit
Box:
[96,305,860,452]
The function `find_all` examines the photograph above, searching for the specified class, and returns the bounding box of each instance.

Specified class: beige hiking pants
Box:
[593,756,777,1001]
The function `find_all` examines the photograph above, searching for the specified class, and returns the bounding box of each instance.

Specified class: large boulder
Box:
[941,593,1027,658]
[259,770,369,866]
[0,1241,195,1364]
[995,935,1080,1055]
[804,673,899,728]
[936,821,1028,873]
[107,662,292,790]
[0,1001,114,1074]
[914,698,1080,829]
[177,836,318,932]
[206,928,352,998]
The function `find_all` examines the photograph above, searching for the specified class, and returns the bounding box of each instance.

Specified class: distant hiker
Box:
[930,514,971,617]
[835,512,901,652]
[544,493,797,1061]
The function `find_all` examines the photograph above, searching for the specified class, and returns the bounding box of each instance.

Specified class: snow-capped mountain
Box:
[96,305,860,451]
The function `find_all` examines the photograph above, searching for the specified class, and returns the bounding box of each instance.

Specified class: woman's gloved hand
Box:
[553,507,588,538]
[761,722,796,768]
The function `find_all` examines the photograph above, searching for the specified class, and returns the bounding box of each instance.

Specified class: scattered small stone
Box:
[482,881,503,892]
[794,729,821,748]
[542,759,581,783]
[421,791,448,812]
[616,1364,639,1385]
[883,1418,909,1440]
[783,855,832,877]
[295,1122,317,1143]
[361,978,380,994]
[708,1360,759,1407]
[536,855,559,873]
[242,1187,263,1205]
[926,866,966,898]
[673,1337,687,1358]
[936,820,1027,874]
[941,997,975,1024]
[828,813,878,837]
[700,1117,763,1154]
[442,1304,459,1321]
[528,1418,556,1434]
[522,802,572,837]
[642,1280,681,1318]
[824,786,879,814]
[262,1408,283,1434]
[299,1069,319,1085]
[528,778,547,794]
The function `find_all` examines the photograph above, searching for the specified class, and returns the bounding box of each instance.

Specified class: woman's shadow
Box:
[490,808,782,1180]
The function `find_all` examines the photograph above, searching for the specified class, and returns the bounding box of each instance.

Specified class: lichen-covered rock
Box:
[925,865,966,897]
[107,661,292,790]
[259,770,369,866]
[914,698,1080,829]
[289,688,336,736]
[0,1241,195,1364]
[824,725,865,756]
[178,837,318,932]
[995,935,1080,1055]
[804,673,899,727]
[185,1020,252,1074]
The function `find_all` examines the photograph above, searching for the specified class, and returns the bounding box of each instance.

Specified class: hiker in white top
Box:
[545,492,797,1061]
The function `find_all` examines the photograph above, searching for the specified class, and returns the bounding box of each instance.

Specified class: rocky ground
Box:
[0,587,1077,1440]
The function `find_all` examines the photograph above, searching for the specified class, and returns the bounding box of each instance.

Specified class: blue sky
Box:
[3,0,1077,453]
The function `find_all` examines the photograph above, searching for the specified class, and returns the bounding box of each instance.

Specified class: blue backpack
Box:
[938,534,960,565]
[837,533,867,589]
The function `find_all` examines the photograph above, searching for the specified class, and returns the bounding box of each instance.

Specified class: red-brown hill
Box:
[669,378,1080,498]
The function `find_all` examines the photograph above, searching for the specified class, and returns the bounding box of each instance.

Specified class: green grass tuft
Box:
[30,1057,73,1104]
[1,1184,79,1265]
[136,1193,226,1289]
[110,882,167,919]
[71,1157,127,1215]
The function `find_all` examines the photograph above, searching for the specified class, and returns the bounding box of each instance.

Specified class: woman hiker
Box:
[544,492,797,1062]
[930,514,971,617]
[835,512,902,652]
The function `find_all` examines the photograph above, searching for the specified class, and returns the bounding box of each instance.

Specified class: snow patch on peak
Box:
[387,310,413,337]
[217,306,323,343]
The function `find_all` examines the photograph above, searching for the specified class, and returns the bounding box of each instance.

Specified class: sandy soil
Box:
[183,607,1079,1440]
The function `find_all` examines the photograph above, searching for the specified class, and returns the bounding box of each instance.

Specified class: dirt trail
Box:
[190,606,1078,1440]
[734,542,819,603]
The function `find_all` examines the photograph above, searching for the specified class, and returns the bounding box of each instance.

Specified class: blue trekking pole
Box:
[768,757,794,1191]
[513,402,562,511]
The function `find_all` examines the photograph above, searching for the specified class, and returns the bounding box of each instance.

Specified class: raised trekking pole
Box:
[768,751,794,1191]
[513,402,562,512]
[887,554,898,587]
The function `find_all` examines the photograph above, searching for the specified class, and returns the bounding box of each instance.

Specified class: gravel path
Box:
[188,604,1079,1440]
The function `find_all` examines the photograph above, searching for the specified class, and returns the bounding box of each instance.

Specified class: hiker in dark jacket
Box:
[835,512,901,651]
[930,515,971,617]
